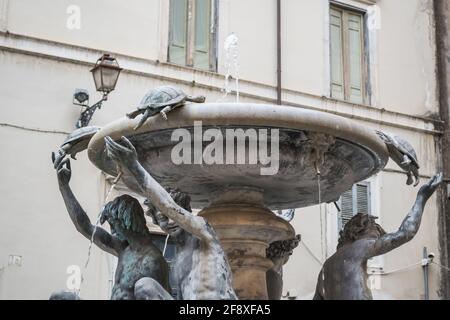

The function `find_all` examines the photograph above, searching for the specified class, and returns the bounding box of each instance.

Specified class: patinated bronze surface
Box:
[50,155,169,300]
[105,136,237,300]
[127,86,205,130]
[376,130,420,186]
[266,235,301,300]
[313,173,443,300]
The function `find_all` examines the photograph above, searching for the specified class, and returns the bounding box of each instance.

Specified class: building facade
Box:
[0,0,448,299]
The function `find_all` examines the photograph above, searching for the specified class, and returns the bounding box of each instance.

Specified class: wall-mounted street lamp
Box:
[74,54,122,128]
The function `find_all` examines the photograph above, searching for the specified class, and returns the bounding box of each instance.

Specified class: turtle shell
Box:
[393,135,419,168]
[138,85,187,110]
[61,126,101,156]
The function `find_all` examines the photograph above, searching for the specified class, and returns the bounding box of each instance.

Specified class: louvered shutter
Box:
[339,182,370,229]
[330,5,365,103]
[340,188,354,227]
[330,8,345,100]
[169,0,188,65]
[193,0,211,70]
[356,183,369,214]
[346,12,364,104]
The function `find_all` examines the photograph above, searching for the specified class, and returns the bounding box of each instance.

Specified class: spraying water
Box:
[314,160,325,262]
[77,171,122,295]
[222,32,239,102]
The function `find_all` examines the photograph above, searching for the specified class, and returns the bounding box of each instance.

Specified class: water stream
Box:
[317,173,325,263]
[222,32,239,103]
[77,172,122,295]
[162,234,170,257]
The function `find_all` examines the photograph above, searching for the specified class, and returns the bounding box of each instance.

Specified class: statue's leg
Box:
[134,277,173,300]
[401,154,411,165]
[406,172,413,185]
[49,290,81,300]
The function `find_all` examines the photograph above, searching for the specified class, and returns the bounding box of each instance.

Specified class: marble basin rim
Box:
[87,102,389,210]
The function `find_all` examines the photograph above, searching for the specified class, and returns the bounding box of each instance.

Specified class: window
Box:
[338,181,371,230]
[168,0,217,71]
[151,233,178,298]
[330,4,366,104]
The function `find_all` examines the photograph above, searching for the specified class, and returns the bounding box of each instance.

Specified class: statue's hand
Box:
[105,136,138,170]
[52,154,72,186]
[419,173,443,200]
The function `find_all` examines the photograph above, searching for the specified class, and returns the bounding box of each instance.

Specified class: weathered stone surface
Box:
[88,103,388,209]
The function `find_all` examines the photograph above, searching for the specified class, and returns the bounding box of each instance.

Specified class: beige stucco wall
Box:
[0,0,443,299]
[2,0,439,116]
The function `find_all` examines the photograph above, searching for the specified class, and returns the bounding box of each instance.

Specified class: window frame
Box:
[168,0,218,72]
[329,1,370,105]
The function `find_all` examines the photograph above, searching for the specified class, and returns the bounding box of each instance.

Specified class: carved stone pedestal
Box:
[199,188,295,300]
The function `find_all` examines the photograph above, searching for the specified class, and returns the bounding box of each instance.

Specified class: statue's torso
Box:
[111,242,169,300]
[319,240,373,300]
[172,232,237,300]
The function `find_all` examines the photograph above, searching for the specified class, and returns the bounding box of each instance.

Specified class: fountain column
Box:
[199,188,295,300]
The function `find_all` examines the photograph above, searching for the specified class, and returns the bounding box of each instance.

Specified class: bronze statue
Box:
[127,86,205,130]
[266,235,301,300]
[376,131,420,186]
[51,155,170,300]
[52,126,101,170]
[313,173,442,300]
[105,136,237,300]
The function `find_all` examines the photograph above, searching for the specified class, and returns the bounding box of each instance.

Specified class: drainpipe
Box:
[276,0,282,105]
[434,0,450,299]
[423,247,430,300]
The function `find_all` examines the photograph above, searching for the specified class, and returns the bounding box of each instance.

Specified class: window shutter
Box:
[346,12,364,104]
[340,188,354,227]
[193,0,211,70]
[330,5,365,104]
[330,8,345,100]
[169,0,188,65]
[339,182,370,230]
[356,183,369,214]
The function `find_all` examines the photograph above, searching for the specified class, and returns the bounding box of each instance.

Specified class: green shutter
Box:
[193,0,211,70]
[330,6,365,104]
[330,8,345,100]
[169,0,188,65]
[346,12,364,104]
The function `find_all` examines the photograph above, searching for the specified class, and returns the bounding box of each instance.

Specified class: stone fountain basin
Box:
[87,103,388,210]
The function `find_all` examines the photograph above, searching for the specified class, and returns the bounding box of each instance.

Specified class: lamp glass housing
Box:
[90,54,122,94]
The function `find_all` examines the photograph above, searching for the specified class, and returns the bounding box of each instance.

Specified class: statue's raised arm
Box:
[369,173,443,257]
[313,173,442,300]
[105,136,237,300]
[105,136,213,243]
[52,154,125,256]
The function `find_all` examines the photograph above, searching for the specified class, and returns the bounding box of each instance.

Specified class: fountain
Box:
[86,101,390,299]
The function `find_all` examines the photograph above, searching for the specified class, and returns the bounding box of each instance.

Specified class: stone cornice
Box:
[0,31,442,135]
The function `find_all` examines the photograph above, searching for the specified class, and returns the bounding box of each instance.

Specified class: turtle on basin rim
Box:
[52,126,101,169]
[126,85,205,130]
[376,130,420,186]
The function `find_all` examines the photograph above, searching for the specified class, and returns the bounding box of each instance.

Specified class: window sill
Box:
[163,61,218,76]
[328,95,370,108]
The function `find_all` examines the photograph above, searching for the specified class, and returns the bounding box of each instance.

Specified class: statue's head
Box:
[100,194,148,240]
[337,213,386,249]
[144,188,191,239]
